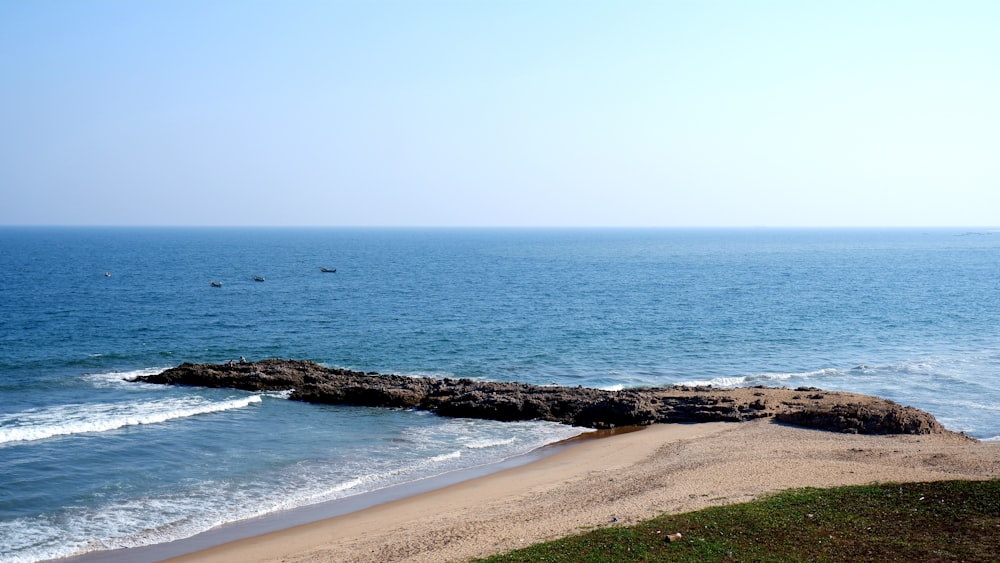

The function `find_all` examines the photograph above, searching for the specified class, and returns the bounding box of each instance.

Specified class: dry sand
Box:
[166,420,1000,563]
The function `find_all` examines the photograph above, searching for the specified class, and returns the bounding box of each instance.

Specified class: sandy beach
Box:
[164,420,1000,563]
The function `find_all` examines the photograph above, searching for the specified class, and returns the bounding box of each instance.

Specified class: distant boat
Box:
[253,276,265,282]
[210,281,223,287]
[319,267,337,273]
[105,271,111,277]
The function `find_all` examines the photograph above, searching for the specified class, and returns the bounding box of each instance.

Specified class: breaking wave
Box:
[0,395,263,445]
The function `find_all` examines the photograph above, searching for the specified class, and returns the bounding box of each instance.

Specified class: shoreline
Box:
[94,421,1000,563]
[60,427,635,563]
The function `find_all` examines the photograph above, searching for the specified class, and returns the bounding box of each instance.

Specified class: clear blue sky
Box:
[2,0,998,227]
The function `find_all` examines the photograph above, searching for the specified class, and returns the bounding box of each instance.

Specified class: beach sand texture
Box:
[166,420,1000,563]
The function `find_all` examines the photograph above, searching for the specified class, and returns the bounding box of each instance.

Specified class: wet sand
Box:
[162,420,1000,563]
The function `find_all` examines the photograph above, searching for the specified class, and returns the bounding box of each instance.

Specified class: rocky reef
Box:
[131,359,946,435]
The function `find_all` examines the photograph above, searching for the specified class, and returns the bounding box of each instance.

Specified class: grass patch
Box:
[474,479,1000,562]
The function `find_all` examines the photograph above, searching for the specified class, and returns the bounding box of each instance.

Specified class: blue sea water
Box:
[1,227,999,561]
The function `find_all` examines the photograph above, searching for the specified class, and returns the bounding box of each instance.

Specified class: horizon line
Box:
[2,224,998,230]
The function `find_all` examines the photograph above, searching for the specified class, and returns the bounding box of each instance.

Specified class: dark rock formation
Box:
[131,359,948,435]
[774,403,944,435]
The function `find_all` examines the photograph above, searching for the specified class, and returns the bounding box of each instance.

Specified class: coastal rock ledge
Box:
[131,359,947,435]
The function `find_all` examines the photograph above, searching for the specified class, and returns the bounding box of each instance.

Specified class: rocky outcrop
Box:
[774,403,944,435]
[131,359,948,435]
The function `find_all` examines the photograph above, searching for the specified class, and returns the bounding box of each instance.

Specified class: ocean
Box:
[1,227,998,562]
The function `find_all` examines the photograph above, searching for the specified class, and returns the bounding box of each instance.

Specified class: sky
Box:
[1,1,998,227]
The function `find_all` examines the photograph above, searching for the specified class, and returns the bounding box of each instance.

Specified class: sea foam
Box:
[0,395,262,445]
[676,368,843,388]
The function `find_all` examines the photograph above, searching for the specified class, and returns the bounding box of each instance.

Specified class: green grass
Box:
[474,479,1000,562]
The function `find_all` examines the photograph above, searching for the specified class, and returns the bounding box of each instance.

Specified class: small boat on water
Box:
[319,267,337,273]
[253,276,265,282]
[210,281,222,287]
